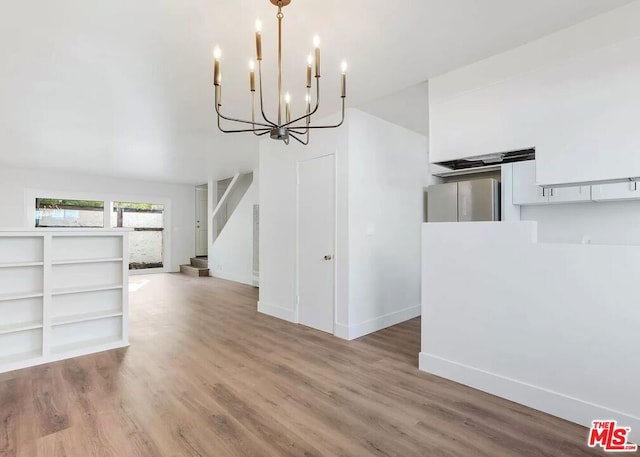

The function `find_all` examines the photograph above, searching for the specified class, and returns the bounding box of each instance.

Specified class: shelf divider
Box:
[52,311,123,327]
[0,292,44,303]
[52,258,123,266]
[0,321,44,336]
[0,262,44,269]
[52,284,123,297]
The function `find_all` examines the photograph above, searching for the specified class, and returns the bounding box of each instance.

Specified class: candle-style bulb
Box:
[341,61,348,74]
[285,92,291,123]
[306,55,313,88]
[255,20,263,61]
[313,36,321,78]
[213,46,221,86]
[249,60,256,92]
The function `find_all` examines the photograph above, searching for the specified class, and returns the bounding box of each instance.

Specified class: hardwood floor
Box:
[0,273,610,457]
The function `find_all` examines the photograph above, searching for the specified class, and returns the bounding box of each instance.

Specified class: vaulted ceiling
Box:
[0,0,633,184]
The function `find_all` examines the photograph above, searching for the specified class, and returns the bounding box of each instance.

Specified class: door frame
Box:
[295,153,338,334]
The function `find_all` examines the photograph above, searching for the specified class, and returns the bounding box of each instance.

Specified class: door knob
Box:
[324,255,333,261]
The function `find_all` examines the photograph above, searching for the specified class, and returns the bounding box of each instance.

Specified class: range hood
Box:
[435,148,535,171]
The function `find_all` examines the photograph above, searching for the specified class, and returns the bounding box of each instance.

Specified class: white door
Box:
[195,187,208,257]
[297,154,335,334]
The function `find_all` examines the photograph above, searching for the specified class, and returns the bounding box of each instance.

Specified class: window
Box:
[35,199,104,228]
[112,202,165,270]
[34,196,167,272]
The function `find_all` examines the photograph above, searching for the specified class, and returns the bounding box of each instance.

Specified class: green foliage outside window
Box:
[113,201,164,212]
[36,199,104,211]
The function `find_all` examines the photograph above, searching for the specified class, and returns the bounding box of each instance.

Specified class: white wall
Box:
[421,222,640,443]
[259,109,428,339]
[429,1,640,185]
[209,171,258,286]
[344,110,428,338]
[358,82,430,137]
[0,165,195,272]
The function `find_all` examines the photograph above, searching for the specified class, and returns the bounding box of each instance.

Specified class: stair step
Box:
[180,264,210,277]
[190,257,208,269]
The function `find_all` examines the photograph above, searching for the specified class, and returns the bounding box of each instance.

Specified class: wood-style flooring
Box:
[0,273,610,456]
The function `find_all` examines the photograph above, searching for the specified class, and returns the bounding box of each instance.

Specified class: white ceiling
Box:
[0,0,634,184]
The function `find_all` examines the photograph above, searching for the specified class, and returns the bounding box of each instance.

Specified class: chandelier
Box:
[213,0,347,145]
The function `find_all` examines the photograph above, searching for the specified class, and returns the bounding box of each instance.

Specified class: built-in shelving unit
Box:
[0,229,130,374]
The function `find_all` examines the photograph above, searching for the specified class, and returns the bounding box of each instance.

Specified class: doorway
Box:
[297,154,335,334]
[195,186,208,257]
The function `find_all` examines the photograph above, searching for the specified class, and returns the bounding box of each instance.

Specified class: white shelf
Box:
[0,350,42,366]
[0,230,129,374]
[0,261,44,269]
[0,321,43,336]
[51,336,124,356]
[0,292,44,303]
[52,284,123,296]
[52,258,123,266]
[52,311,123,327]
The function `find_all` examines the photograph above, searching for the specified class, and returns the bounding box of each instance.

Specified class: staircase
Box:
[180,257,210,277]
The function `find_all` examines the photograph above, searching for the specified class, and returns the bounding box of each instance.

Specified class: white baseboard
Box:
[419,352,640,444]
[334,323,350,340]
[257,301,296,323]
[336,305,421,340]
[0,341,129,375]
[211,270,253,286]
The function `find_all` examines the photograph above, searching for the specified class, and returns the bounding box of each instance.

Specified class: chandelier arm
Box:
[303,98,345,129]
[217,112,271,134]
[218,125,271,134]
[289,111,311,135]
[291,92,313,135]
[289,131,310,146]
[251,92,264,136]
[215,100,273,128]
[282,77,320,128]
[257,61,278,127]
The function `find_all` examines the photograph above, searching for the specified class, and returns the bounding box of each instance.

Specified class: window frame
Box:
[25,188,172,275]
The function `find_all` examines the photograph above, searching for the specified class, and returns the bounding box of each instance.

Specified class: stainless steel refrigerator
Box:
[427,178,500,222]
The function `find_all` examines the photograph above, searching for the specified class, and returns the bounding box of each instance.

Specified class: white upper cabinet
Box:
[429,18,640,186]
[512,161,591,206]
[592,182,640,202]
[535,37,640,185]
